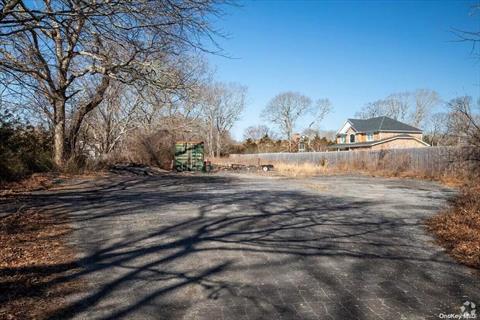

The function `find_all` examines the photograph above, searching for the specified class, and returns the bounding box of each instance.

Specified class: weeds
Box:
[274,162,329,177]
[426,184,480,269]
[0,208,82,319]
[211,156,463,184]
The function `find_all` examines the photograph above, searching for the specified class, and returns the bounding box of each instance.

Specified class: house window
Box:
[299,142,305,152]
[367,132,374,142]
[350,134,355,143]
[339,135,346,144]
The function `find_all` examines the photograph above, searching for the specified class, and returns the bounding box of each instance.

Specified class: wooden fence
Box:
[229,147,472,175]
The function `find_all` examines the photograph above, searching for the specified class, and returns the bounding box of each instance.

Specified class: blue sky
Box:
[207,0,480,140]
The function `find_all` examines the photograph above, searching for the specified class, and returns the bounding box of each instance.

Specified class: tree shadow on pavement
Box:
[2,173,477,320]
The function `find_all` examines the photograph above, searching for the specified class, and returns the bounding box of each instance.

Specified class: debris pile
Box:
[214,163,274,172]
[109,163,168,176]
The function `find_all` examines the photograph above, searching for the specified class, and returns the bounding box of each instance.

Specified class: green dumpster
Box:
[174,142,205,171]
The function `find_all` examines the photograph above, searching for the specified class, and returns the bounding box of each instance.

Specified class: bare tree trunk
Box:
[287,131,292,152]
[68,76,110,155]
[209,123,215,158]
[0,0,21,22]
[215,131,221,157]
[53,100,66,167]
[1,0,224,168]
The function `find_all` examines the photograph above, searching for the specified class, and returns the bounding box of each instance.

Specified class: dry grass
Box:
[211,157,462,185]
[274,163,329,177]
[426,184,480,269]
[0,207,83,319]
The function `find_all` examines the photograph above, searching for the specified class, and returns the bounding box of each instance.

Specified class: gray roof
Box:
[347,116,422,133]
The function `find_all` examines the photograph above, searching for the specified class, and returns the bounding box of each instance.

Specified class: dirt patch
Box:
[426,184,480,269]
[0,207,82,319]
[0,173,59,195]
[0,172,108,197]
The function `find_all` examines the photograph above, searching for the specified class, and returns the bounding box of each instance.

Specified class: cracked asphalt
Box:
[32,172,479,319]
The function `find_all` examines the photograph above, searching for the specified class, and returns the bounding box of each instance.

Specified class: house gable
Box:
[334,116,426,148]
[337,121,356,135]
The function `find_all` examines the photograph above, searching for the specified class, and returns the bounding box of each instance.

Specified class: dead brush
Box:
[212,154,463,183]
[0,208,83,319]
[426,183,480,269]
[274,162,328,177]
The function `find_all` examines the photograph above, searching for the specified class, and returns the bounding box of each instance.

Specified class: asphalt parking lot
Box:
[28,172,478,319]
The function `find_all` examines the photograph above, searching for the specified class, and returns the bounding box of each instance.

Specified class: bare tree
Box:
[261,92,312,151]
[424,112,450,146]
[0,0,223,167]
[243,125,271,141]
[134,57,209,137]
[82,82,141,156]
[447,96,480,146]
[0,1,22,22]
[355,100,386,119]
[201,82,247,157]
[355,89,439,128]
[384,92,410,121]
[453,4,480,60]
[410,89,439,127]
[445,96,480,177]
[307,98,332,129]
